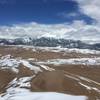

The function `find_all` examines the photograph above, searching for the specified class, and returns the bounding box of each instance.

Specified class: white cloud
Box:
[58,12,78,18]
[0,22,69,39]
[74,0,100,22]
[0,21,100,44]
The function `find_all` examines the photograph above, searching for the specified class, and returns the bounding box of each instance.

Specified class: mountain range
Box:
[0,37,100,50]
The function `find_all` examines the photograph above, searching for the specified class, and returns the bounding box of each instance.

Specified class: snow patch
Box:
[0,88,87,100]
[0,55,42,73]
[31,46,100,54]
[38,58,100,65]
[7,77,34,88]
[20,60,42,74]
[40,65,55,71]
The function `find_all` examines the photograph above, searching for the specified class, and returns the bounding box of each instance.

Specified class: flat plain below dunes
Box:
[0,45,100,100]
[0,45,100,60]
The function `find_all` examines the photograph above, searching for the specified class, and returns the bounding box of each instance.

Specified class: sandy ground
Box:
[0,45,100,100]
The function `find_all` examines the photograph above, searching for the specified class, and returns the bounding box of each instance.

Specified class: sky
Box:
[0,0,100,43]
[0,0,94,25]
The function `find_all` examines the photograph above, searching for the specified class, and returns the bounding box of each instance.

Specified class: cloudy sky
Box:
[0,0,100,43]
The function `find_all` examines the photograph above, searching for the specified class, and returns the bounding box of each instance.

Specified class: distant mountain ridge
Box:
[0,37,100,50]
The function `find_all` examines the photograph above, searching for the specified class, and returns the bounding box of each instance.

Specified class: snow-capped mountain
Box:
[0,37,100,50]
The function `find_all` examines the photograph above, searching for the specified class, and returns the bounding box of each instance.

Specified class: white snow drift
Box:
[0,88,87,100]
